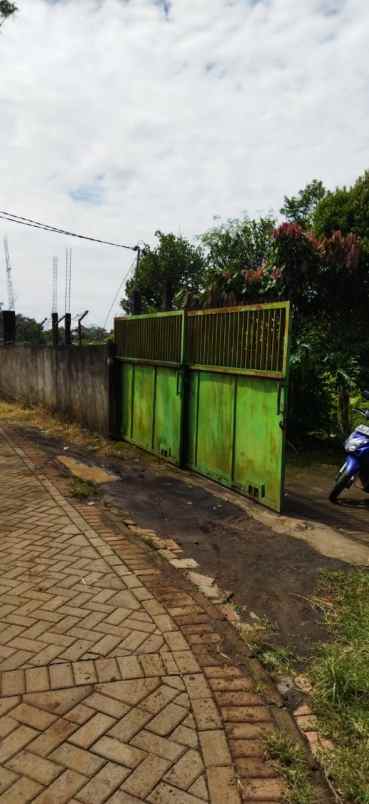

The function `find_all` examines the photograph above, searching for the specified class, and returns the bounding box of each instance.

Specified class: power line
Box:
[0,210,138,251]
[103,261,135,331]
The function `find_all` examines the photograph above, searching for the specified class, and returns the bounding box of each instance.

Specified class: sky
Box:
[0,0,368,328]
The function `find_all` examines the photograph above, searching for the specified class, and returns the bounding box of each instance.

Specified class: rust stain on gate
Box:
[115,302,291,512]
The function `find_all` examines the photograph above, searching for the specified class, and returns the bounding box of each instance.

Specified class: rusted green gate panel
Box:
[187,372,235,484]
[233,377,285,511]
[153,367,183,463]
[120,363,182,463]
[116,312,184,465]
[121,362,133,439]
[131,365,155,450]
[185,303,290,512]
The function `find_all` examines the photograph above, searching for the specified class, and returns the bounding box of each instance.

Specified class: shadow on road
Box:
[285,457,369,543]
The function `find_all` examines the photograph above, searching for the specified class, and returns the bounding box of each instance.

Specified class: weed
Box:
[257,646,295,675]
[266,733,316,804]
[70,478,99,499]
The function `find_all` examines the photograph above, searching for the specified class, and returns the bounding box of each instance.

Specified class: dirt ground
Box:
[7,422,359,668]
[286,446,369,545]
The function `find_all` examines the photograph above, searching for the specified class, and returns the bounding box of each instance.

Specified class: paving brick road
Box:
[0,427,286,803]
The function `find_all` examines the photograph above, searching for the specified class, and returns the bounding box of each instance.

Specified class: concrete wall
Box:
[0,345,112,435]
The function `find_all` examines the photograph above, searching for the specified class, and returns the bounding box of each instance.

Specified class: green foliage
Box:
[314,186,355,237]
[0,1,17,16]
[197,215,276,306]
[257,646,295,675]
[288,321,364,436]
[266,734,316,804]
[0,1,17,26]
[313,170,369,240]
[122,231,206,313]
[81,326,109,344]
[280,179,326,229]
[15,314,47,345]
[70,478,99,499]
[200,215,275,274]
[310,570,369,803]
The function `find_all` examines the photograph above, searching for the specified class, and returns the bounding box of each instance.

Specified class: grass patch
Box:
[309,569,369,803]
[238,615,276,651]
[70,478,99,499]
[266,733,316,804]
[257,646,295,675]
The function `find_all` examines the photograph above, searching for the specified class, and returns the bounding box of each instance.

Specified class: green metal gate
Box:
[115,302,290,511]
[185,303,290,512]
[115,311,185,465]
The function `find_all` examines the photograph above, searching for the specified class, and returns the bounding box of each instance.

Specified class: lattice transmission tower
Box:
[3,237,15,310]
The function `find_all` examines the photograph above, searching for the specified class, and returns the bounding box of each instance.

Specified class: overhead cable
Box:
[0,210,138,251]
[103,261,135,331]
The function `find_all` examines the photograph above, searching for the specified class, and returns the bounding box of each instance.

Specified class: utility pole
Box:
[65,313,72,346]
[132,245,142,314]
[38,317,47,344]
[64,248,72,346]
[51,256,59,347]
[78,310,88,346]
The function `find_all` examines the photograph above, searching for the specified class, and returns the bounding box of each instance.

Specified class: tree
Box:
[312,169,369,322]
[201,215,275,274]
[15,314,47,345]
[122,231,207,313]
[313,186,355,237]
[0,1,17,27]
[198,215,276,306]
[81,325,110,344]
[313,170,369,240]
[280,180,326,228]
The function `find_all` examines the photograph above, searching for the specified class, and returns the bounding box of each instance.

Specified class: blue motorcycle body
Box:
[330,394,369,502]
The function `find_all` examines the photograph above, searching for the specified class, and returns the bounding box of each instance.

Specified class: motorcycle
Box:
[329,390,369,503]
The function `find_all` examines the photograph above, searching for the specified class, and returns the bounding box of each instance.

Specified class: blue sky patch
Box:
[69,178,104,206]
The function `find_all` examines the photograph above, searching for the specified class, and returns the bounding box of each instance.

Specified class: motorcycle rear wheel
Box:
[329,467,352,503]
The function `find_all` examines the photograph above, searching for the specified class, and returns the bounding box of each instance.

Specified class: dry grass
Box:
[0,400,109,450]
[0,399,155,466]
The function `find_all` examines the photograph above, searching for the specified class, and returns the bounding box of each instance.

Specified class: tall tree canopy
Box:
[198,215,276,307]
[280,179,326,228]
[200,215,275,273]
[15,315,46,345]
[122,231,207,313]
[313,170,369,240]
[0,1,17,26]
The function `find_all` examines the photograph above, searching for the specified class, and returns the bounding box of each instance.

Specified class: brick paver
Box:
[0,427,287,802]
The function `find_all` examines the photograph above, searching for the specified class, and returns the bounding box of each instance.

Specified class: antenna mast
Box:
[3,237,15,310]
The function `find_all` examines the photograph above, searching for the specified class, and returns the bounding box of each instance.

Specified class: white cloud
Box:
[0,0,368,326]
